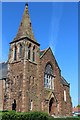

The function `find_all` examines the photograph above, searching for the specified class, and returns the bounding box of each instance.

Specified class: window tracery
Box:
[44,64,54,89]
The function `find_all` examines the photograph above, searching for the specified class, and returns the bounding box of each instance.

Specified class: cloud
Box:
[72,97,78,107]
[49,3,63,55]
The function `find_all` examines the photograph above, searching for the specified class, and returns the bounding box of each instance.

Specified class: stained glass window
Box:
[44,64,54,89]
[45,64,53,75]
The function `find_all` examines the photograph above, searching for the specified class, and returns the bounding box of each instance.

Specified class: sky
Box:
[2,2,78,107]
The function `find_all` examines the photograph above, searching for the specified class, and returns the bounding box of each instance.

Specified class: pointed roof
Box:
[61,76,70,87]
[40,48,49,58]
[40,47,61,71]
[40,50,46,56]
[13,3,36,42]
[73,107,80,113]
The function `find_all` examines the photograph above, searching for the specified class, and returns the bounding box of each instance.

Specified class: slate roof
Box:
[40,50,46,56]
[0,62,8,80]
[61,76,70,87]
[40,48,51,58]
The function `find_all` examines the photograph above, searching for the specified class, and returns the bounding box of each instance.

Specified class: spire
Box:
[13,3,36,42]
[25,2,28,6]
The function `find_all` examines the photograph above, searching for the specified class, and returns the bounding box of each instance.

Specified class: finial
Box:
[25,2,28,6]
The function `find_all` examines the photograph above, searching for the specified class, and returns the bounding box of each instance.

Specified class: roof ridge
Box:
[40,47,49,58]
[40,50,46,52]
[40,48,48,51]
[0,61,7,64]
[61,76,70,86]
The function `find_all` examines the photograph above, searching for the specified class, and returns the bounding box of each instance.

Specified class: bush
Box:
[2,111,48,120]
[2,111,17,120]
[48,116,80,120]
[1,111,80,120]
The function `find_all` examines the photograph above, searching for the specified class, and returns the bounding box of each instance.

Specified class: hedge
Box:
[1,111,80,120]
[2,111,48,120]
[49,117,80,120]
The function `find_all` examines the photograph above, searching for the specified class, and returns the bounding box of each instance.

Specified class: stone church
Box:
[3,3,72,116]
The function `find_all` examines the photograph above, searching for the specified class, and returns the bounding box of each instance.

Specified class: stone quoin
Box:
[3,3,72,116]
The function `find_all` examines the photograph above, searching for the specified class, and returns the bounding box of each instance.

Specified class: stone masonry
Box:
[4,3,72,116]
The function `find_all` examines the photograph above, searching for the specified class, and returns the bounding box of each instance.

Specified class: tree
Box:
[77,104,80,107]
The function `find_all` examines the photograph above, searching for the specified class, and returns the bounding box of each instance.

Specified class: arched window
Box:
[14,45,17,60]
[28,44,31,60]
[44,64,54,89]
[29,76,31,85]
[30,100,33,111]
[64,90,66,102]
[19,44,22,58]
[33,46,35,62]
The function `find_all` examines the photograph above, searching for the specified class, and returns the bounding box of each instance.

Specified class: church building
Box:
[4,3,72,116]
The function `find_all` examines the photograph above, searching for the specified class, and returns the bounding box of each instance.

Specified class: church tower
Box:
[5,3,40,112]
[4,3,72,116]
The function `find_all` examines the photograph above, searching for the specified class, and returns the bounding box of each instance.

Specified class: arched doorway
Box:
[49,97,57,115]
[12,99,16,111]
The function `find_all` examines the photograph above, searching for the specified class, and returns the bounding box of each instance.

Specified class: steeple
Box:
[13,3,36,42]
